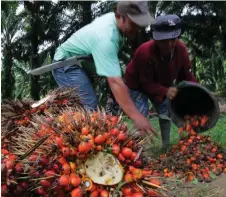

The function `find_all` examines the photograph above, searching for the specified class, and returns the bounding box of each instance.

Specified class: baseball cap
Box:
[117,1,155,27]
[152,14,181,40]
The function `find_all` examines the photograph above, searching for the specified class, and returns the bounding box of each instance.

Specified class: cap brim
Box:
[128,13,155,27]
[153,29,181,40]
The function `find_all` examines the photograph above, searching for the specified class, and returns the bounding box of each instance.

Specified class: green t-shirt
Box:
[54,12,124,77]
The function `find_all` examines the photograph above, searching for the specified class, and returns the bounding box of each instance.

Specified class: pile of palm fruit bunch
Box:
[1,89,166,197]
[2,88,226,197]
[147,115,226,183]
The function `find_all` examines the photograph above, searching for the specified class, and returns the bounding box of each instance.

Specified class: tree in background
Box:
[1,1,24,99]
[158,1,226,94]
[1,1,226,102]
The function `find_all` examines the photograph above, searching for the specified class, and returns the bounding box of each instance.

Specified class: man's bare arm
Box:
[107,77,157,137]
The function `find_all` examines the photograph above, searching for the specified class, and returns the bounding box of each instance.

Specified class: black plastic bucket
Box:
[169,81,220,132]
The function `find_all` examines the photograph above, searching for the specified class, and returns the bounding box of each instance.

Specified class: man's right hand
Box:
[107,77,158,141]
[133,115,158,141]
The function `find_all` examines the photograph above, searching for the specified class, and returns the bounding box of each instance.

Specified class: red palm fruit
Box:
[81,127,89,135]
[36,187,46,196]
[133,160,142,168]
[5,160,15,169]
[149,178,161,186]
[62,147,70,157]
[94,135,106,145]
[20,181,29,190]
[53,163,60,171]
[110,128,120,136]
[8,154,17,160]
[90,190,99,197]
[186,124,192,131]
[70,175,81,187]
[55,137,64,148]
[178,127,184,134]
[129,165,136,172]
[124,173,133,183]
[100,189,109,197]
[59,175,70,186]
[39,104,47,111]
[70,148,78,156]
[121,147,132,158]
[45,170,56,177]
[28,154,37,161]
[1,184,8,195]
[90,183,98,192]
[112,144,120,155]
[117,132,127,141]
[62,163,71,175]
[103,132,109,140]
[118,153,125,162]
[96,145,104,151]
[122,187,133,196]
[39,156,49,166]
[15,162,24,173]
[147,189,159,197]
[71,187,83,197]
[132,192,144,197]
[40,180,51,188]
[142,170,152,176]
[78,142,91,154]
[1,149,9,155]
[58,156,67,165]
[217,154,223,159]
[110,116,118,125]
[126,140,134,147]
[130,152,137,161]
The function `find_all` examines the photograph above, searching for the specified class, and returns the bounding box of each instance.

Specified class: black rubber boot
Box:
[159,119,171,150]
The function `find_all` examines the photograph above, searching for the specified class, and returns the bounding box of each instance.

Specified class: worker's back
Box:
[54,12,123,61]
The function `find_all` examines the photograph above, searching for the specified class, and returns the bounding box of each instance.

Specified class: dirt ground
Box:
[210,173,226,197]
[218,97,226,114]
[169,173,226,197]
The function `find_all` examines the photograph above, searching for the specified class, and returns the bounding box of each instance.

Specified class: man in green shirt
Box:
[52,1,157,137]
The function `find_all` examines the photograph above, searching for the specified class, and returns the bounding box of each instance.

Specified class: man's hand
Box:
[107,77,158,141]
[166,87,178,100]
[133,115,158,142]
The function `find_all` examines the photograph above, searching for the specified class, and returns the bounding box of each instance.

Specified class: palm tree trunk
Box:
[2,45,15,99]
[24,1,41,100]
[81,2,92,27]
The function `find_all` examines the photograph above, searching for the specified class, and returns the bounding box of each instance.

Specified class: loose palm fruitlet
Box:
[148,115,226,183]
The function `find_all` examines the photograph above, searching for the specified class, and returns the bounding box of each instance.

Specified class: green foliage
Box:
[1,1,24,99]
[1,1,226,102]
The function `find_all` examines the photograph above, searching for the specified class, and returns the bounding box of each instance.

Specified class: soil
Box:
[168,173,226,197]
[210,173,226,197]
[218,97,226,113]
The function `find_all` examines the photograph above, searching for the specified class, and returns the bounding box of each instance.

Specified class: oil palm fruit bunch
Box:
[1,88,82,141]
[1,105,165,197]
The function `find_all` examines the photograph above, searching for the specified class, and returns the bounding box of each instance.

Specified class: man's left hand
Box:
[166,87,178,100]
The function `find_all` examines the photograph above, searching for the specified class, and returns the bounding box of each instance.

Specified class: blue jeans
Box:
[130,89,171,147]
[129,89,170,117]
[52,64,98,111]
